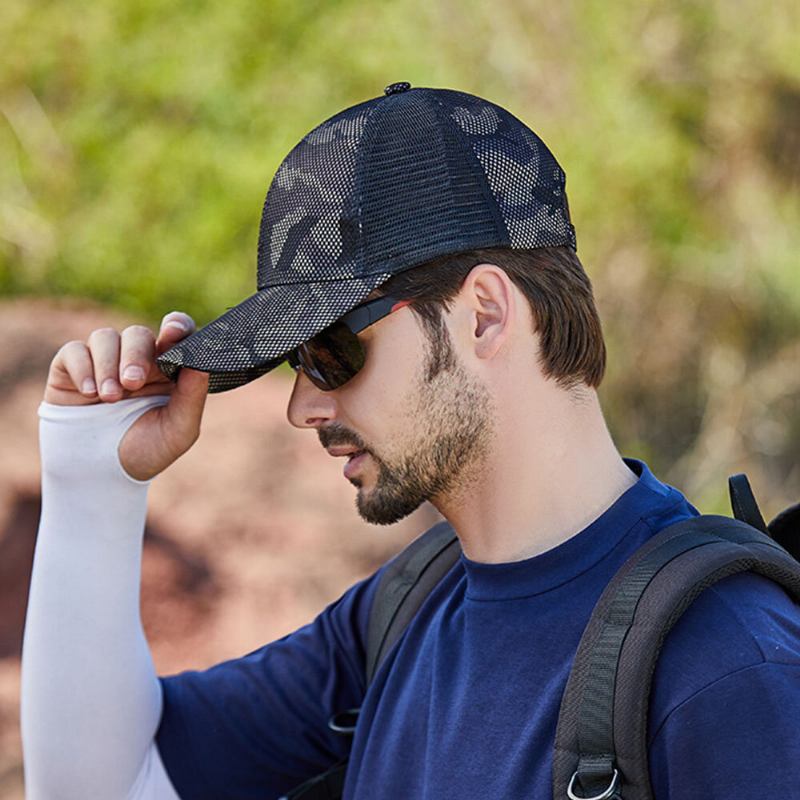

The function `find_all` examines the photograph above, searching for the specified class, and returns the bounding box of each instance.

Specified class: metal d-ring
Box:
[567,768,620,800]
[327,707,361,735]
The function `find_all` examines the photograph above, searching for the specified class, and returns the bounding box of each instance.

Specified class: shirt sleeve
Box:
[649,661,800,796]
[155,567,384,800]
[648,572,800,798]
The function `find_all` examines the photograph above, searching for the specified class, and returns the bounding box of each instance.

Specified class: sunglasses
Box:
[286,295,413,391]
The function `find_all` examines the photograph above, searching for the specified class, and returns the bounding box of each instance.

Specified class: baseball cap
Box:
[156,82,577,393]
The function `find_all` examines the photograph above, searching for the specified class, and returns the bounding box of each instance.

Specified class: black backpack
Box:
[281,475,800,800]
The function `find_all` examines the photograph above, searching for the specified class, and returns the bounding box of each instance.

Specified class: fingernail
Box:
[82,378,97,394]
[101,378,119,396]
[162,313,188,332]
[123,366,144,382]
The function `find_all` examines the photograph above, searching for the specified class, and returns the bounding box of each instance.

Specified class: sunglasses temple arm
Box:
[342,296,405,333]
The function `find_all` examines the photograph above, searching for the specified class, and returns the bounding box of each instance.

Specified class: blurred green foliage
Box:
[1,0,799,510]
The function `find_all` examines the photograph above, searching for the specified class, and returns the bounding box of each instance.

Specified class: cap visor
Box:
[156,274,391,393]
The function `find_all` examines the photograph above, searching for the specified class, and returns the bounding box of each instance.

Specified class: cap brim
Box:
[156,273,391,393]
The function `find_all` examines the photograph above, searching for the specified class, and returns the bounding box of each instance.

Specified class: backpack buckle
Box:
[567,768,619,800]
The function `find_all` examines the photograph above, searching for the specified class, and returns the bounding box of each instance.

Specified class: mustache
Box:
[318,423,369,453]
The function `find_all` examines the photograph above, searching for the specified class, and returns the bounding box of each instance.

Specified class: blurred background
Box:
[1,0,799,796]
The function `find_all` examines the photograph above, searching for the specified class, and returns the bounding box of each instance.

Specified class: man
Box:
[21,84,800,799]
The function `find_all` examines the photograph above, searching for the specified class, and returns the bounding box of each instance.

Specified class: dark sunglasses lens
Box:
[297,321,366,391]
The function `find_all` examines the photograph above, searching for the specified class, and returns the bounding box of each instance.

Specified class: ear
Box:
[460,264,516,360]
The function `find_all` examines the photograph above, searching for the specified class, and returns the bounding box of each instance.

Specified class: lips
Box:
[343,451,369,479]
[325,444,369,480]
[326,446,365,459]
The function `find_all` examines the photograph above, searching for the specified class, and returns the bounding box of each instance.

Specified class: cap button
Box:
[384,82,411,96]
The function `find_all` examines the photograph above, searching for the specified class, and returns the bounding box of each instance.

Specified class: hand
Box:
[43,311,210,480]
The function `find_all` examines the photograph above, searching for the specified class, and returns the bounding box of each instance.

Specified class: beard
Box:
[351,350,494,526]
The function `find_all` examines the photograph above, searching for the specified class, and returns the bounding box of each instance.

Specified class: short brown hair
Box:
[377,246,606,392]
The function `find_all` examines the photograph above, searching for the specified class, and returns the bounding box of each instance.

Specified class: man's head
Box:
[154,84,603,522]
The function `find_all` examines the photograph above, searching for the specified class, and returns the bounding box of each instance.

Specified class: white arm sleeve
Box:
[21,397,182,800]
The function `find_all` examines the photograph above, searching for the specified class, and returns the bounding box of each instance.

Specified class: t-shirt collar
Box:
[459,458,674,601]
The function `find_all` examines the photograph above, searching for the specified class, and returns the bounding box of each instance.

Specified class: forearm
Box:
[21,397,178,799]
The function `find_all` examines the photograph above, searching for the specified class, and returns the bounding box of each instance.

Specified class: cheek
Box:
[337,369,405,442]
[337,328,424,440]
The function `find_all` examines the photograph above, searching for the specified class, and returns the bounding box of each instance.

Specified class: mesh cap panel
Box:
[358,91,506,274]
[445,90,576,250]
[257,100,375,288]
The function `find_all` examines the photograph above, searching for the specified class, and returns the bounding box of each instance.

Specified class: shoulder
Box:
[649,568,800,740]
[645,571,800,796]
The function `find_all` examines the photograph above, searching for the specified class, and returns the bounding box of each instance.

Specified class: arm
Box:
[21,314,376,798]
[21,398,181,799]
[21,313,207,799]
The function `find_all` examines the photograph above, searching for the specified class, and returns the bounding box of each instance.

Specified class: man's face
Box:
[287,300,494,525]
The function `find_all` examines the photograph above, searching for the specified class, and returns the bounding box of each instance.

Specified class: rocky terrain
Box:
[0,298,440,799]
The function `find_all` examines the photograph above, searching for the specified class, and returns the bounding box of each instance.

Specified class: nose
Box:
[286,369,337,429]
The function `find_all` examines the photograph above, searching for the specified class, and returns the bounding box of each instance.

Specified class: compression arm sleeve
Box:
[21,398,182,800]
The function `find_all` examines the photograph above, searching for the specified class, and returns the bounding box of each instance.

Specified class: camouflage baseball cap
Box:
[156,82,577,393]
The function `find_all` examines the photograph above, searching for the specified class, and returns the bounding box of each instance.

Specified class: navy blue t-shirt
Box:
[156,458,800,798]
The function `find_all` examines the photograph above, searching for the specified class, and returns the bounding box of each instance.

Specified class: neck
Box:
[433,384,638,564]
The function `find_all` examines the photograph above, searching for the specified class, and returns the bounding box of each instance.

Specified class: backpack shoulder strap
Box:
[366,520,461,684]
[552,514,800,800]
[281,522,460,800]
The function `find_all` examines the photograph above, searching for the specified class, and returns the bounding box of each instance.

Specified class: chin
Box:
[355,488,425,526]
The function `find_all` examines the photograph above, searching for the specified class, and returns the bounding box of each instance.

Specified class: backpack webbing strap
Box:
[366,520,460,683]
[553,514,800,800]
[728,473,768,533]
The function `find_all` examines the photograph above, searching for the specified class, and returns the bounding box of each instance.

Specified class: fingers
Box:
[56,341,99,398]
[156,311,196,356]
[45,311,199,406]
[119,325,155,392]
[86,327,123,400]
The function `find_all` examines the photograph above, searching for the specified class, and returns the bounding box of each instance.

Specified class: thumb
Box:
[162,367,210,448]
